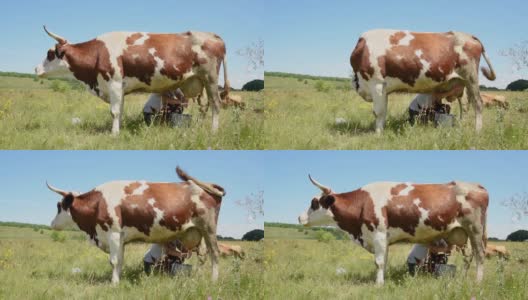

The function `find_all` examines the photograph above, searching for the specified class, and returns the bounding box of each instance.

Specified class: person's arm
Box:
[429,241,453,253]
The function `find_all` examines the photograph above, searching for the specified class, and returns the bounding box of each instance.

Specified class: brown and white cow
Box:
[35,26,229,134]
[298,176,488,285]
[47,166,225,284]
[350,29,496,133]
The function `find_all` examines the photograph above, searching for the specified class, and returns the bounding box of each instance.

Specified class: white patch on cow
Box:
[189,181,208,211]
[192,44,209,65]
[133,33,149,46]
[95,181,133,229]
[147,198,165,226]
[303,206,336,227]
[396,204,404,209]
[96,32,135,80]
[148,48,156,56]
[129,204,139,209]
[398,31,414,46]
[398,183,414,196]
[131,181,149,195]
[413,198,430,227]
[51,209,77,230]
[36,53,73,78]
[361,182,400,230]
[132,54,139,60]
[361,30,396,79]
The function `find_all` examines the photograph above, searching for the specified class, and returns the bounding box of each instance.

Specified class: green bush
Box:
[242,79,264,91]
[49,80,71,93]
[50,231,66,242]
[315,230,335,243]
[506,79,528,91]
[314,80,331,93]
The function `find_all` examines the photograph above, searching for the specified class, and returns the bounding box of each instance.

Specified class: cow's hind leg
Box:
[108,231,124,284]
[203,76,221,133]
[202,228,220,281]
[373,231,388,285]
[465,82,483,132]
[109,80,124,135]
[457,97,464,120]
[467,226,485,283]
[370,82,388,134]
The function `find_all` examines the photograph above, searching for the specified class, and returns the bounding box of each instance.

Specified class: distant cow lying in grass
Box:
[481,93,509,109]
[218,243,245,259]
[485,244,509,259]
[194,89,246,113]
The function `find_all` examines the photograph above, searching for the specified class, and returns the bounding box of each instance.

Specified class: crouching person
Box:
[143,240,192,276]
[143,88,188,126]
[409,94,450,126]
[407,239,451,276]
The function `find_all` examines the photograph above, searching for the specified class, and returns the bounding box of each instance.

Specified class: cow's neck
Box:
[330,189,374,241]
[69,192,104,239]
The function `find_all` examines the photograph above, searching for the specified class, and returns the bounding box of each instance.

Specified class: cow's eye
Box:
[311,198,320,210]
[47,50,56,61]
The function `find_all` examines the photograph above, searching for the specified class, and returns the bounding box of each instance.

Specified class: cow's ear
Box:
[55,44,67,59]
[62,193,74,210]
[320,195,335,209]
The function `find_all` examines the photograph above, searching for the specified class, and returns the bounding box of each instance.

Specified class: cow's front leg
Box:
[371,82,388,134]
[108,231,124,284]
[108,80,124,135]
[373,231,388,285]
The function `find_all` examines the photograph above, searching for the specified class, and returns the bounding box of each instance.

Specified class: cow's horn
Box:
[308,174,332,194]
[46,181,69,196]
[176,166,225,197]
[43,25,67,44]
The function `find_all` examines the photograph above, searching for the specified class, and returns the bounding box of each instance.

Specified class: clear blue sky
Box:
[0,151,264,239]
[263,151,528,239]
[266,0,528,88]
[0,0,263,88]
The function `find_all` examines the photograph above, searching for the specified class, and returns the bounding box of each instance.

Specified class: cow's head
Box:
[35,26,71,78]
[46,182,77,230]
[298,175,336,227]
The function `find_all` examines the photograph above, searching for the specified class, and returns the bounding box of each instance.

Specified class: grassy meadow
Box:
[0,226,263,299]
[263,225,528,300]
[0,75,264,149]
[264,74,528,149]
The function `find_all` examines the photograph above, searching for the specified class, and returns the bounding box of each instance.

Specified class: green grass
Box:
[264,75,528,149]
[263,225,528,300]
[0,226,263,299]
[0,76,264,149]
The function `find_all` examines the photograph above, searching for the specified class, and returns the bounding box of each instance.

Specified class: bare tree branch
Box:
[500,41,528,71]
[235,190,264,223]
[502,191,528,222]
[236,39,264,71]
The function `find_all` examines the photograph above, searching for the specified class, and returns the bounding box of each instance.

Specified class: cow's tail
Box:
[221,56,230,100]
[476,38,496,81]
[176,166,226,197]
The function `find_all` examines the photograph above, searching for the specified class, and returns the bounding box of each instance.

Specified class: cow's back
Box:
[384,183,460,237]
